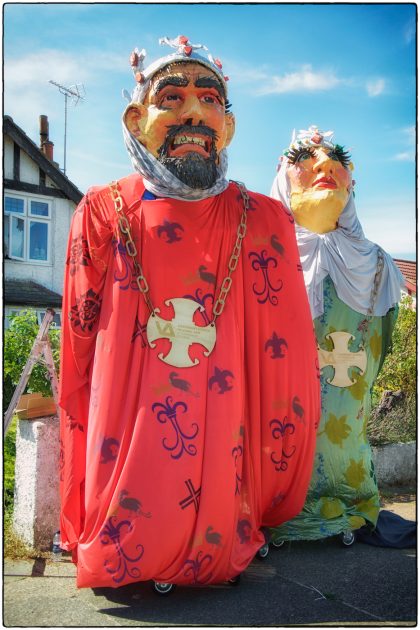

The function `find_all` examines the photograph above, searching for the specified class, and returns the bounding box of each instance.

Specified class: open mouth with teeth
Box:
[168,134,212,158]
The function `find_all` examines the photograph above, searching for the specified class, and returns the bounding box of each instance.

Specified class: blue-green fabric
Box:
[271,276,397,541]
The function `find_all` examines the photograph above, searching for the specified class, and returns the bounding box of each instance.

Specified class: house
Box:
[393,258,416,308]
[4,115,83,327]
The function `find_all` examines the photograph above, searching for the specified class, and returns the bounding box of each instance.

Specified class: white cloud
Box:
[259,65,341,95]
[404,18,416,44]
[393,152,415,162]
[366,78,386,97]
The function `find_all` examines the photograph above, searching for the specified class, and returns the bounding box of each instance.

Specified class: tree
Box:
[373,296,416,399]
[4,309,61,409]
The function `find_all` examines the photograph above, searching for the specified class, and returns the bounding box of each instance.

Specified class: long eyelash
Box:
[287,146,316,164]
[225,99,232,113]
[331,145,351,167]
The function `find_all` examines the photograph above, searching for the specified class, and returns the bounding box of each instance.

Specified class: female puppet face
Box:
[286,145,353,233]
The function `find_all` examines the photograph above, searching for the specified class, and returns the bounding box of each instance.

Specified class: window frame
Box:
[4,193,52,264]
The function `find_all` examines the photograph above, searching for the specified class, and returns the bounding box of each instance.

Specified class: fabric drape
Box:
[59,174,320,588]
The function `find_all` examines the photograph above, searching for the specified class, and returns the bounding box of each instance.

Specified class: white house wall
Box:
[20,151,40,185]
[4,136,14,179]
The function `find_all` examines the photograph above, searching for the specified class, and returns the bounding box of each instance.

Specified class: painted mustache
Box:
[158,125,218,160]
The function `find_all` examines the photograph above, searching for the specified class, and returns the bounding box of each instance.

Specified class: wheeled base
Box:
[341,530,356,546]
[153,582,175,595]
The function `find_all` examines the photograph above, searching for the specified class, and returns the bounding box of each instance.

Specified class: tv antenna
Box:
[49,80,85,176]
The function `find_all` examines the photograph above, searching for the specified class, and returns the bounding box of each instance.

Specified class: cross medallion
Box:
[318,331,367,388]
[147,298,216,368]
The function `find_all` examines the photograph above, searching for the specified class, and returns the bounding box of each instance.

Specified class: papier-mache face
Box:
[124,36,235,189]
[285,126,353,234]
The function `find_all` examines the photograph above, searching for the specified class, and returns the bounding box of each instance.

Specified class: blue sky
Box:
[4,3,416,258]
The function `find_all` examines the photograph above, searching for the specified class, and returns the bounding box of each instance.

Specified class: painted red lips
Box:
[312,176,337,189]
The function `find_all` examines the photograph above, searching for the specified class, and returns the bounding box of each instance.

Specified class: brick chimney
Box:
[39,115,54,161]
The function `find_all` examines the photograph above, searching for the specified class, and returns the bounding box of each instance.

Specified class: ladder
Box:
[4,308,59,433]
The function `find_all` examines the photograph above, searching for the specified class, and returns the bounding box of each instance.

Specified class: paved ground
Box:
[4,498,416,627]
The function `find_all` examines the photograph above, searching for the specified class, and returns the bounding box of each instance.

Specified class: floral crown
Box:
[124,35,230,105]
[277,125,351,170]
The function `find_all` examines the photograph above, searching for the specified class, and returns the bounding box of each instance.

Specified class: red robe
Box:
[59,174,319,588]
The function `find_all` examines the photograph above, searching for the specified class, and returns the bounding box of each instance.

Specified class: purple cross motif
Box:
[99,516,144,584]
[183,550,213,585]
[131,316,148,347]
[249,250,283,305]
[269,417,296,472]
[113,240,139,291]
[152,396,199,459]
[179,479,201,512]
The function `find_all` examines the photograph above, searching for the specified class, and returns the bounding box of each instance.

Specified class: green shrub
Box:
[368,296,416,444]
[4,309,61,410]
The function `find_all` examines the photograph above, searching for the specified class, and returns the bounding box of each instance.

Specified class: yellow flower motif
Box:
[349,515,366,529]
[369,329,382,361]
[323,413,351,447]
[320,497,344,519]
[345,459,366,489]
[355,497,380,522]
[348,370,368,401]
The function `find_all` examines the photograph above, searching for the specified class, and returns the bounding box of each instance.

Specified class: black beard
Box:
[157,125,219,189]
[159,153,218,189]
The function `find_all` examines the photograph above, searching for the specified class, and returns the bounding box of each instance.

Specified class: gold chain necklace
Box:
[109,180,249,368]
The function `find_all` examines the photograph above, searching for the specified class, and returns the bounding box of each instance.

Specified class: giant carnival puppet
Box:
[270,126,404,545]
[59,37,320,593]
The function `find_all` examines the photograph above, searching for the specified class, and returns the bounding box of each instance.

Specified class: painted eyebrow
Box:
[194,76,225,99]
[153,75,189,95]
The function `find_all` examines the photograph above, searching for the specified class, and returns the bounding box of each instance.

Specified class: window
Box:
[4,194,51,263]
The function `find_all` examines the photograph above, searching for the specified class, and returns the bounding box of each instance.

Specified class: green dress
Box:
[271,276,397,541]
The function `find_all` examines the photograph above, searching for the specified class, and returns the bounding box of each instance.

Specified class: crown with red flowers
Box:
[126,35,230,104]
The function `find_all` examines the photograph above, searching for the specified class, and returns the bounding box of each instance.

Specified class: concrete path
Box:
[4,501,416,627]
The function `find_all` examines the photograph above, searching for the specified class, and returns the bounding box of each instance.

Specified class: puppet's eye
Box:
[328,145,351,168]
[287,147,316,164]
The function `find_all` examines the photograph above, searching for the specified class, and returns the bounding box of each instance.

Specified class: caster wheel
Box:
[341,531,355,547]
[257,542,270,559]
[271,539,285,548]
[228,575,241,586]
[153,581,175,595]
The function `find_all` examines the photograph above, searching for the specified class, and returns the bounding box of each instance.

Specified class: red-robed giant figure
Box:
[59,35,320,592]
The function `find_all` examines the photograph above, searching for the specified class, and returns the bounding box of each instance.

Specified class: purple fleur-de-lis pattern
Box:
[208,367,234,394]
[183,550,213,584]
[99,516,144,584]
[265,332,288,359]
[183,288,214,325]
[269,416,297,472]
[113,239,139,291]
[249,250,283,305]
[152,396,199,459]
[157,218,184,243]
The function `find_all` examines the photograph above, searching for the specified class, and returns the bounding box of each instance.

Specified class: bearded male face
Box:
[286,145,353,234]
[124,62,235,189]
